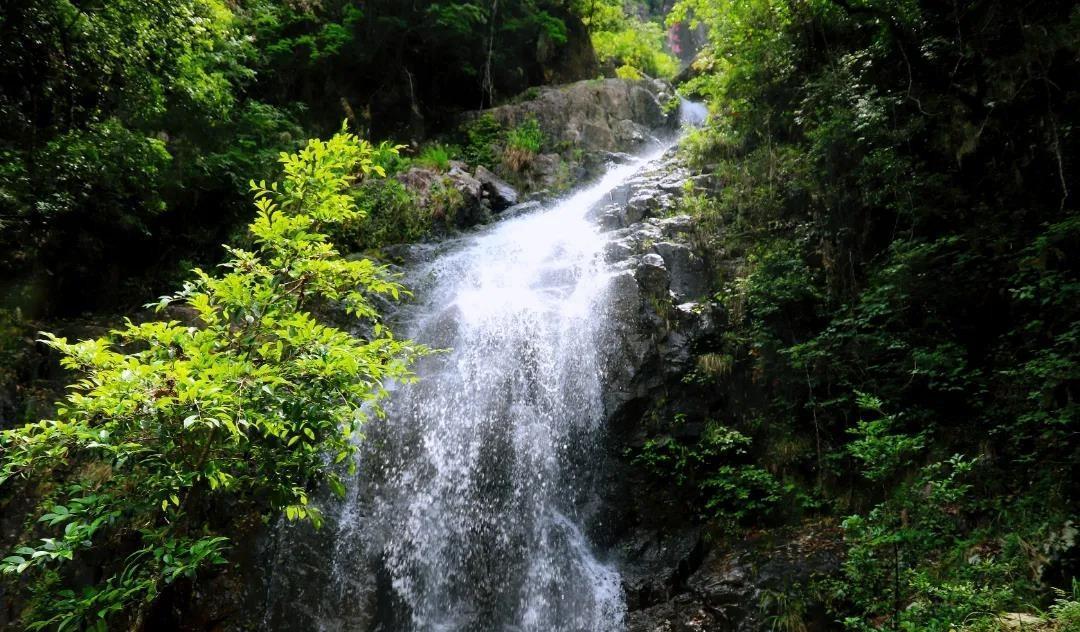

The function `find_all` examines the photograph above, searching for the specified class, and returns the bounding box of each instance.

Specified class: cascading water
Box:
[270,103,704,632]
[363,153,664,631]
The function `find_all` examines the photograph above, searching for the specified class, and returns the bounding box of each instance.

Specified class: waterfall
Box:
[678,98,708,127]
[272,130,686,632]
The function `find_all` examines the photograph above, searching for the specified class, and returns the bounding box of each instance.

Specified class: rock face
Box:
[394,162,524,230]
[468,78,678,155]
[589,148,844,632]
[591,147,713,420]
[625,523,844,632]
[393,78,682,232]
[474,165,518,210]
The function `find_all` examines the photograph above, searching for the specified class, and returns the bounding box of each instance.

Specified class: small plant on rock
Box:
[503,118,544,172]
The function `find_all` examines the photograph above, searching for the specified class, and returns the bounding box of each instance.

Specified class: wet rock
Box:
[627,594,720,632]
[500,200,544,220]
[626,191,661,224]
[655,242,708,301]
[445,166,492,228]
[614,119,652,147]
[619,527,705,610]
[596,204,626,232]
[656,215,696,239]
[600,151,637,165]
[604,238,636,262]
[624,523,845,632]
[636,253,670,298]
[474,165,519,211]
[581,144,848,632]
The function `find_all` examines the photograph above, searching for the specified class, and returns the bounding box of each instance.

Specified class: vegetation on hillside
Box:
[0,132,425,630]
[576,0,679,78]
[638,0,1079,628]
[0,0,601,319]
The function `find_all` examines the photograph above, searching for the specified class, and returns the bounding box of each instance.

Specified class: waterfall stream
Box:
[269,108,698,631]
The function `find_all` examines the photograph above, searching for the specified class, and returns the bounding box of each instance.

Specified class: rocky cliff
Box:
[587,149,843,631]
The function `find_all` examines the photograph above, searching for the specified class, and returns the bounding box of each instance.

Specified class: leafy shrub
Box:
[1049,583,1080,631]
[591,18,678,78]
[339,179,428,251]
[429,179,466,226]
[370,141,411,176]
[505,118,544,154]
[0,130,425,630]
[416,144,458,172]
[835,455,1044,631]
[503,118,544,172]
[615,64,644,80]
[460,114,503,168]
[845,393,926,483]
[634,419,785,529]
[664,0,1079,625]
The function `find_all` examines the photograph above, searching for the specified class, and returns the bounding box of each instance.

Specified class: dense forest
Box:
[0,0,1076,630]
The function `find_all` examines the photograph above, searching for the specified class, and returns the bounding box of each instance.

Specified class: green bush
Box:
[339,179,428,250]
[460,114,503,168]
[592,19,679,78]
[502,118,545,171]
[634,418,785,529]
[615,64,644,80]
[577,0,678,78]
[664,0,1078,627]
[415,144,458,172]
[0,130,425,630]
[505,118,544,154]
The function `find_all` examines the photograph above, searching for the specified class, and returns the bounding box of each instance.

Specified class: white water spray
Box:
[279,107,702,632]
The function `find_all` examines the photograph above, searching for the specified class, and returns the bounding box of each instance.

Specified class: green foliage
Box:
[662,0,1078,626]
[370,141,412,177]
[576,0,678,78]
[0,0,596,316]
[416,144,458,172]
[339,179,428,251]
[835,455,1044,631]
[505,118,545,154]
[459,114,504,168]
[846,393,925,483]
[615,64,644,80]
[0,131,424,630]
[502,118,545,172]
[591,17,679,79]
[0,0,302,315]
[760,586,812,632]
[634,418,786,529]
[251,0,587,125]
[1048,583,1080,632]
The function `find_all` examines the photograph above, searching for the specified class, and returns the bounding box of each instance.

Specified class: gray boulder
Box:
[473,165,519,211]
[462,78,676,155]
[655,241,708,301]
[446,164,482,200]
